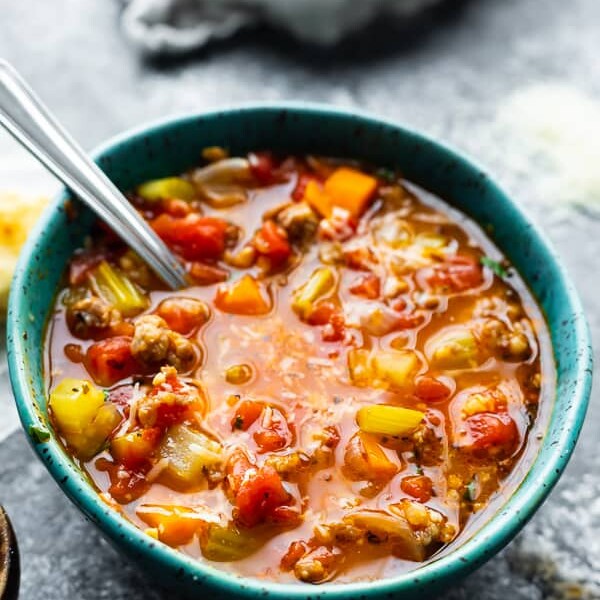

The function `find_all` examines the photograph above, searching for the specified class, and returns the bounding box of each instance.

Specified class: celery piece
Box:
[200,524,262,561]
[344,510,416,547]
[357,405,424,437]
[89,260,148,317]
[137,177,196,202]
[429,327,481,370]
[292,267,335,319]
[158,425,223,489]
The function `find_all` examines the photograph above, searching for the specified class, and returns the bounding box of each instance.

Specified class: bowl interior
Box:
[7,105,592,599]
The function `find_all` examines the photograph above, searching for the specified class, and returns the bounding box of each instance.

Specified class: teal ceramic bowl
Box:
[7,105,592,599]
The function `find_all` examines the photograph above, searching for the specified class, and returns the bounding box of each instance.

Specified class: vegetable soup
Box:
[45,150,554,584]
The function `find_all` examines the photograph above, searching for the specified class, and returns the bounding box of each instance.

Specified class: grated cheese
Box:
[495,83,600,209]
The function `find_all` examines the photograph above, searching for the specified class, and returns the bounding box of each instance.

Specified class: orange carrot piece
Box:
[137,504,206,547]
[324,167,377,217]
[215,274,271,315]
[302,179,332,218]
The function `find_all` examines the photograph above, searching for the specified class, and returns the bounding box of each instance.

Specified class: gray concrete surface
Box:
[1,0,599,597]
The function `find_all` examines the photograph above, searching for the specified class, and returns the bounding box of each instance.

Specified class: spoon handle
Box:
[0,60,187,290]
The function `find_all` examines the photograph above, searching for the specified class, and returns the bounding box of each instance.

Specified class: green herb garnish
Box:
[464,477,479,502]
[233,415,244,430]
[29,424,51,443]
[480,256,509,278]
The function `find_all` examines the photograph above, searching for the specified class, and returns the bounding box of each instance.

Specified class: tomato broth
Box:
[45,151,554,584]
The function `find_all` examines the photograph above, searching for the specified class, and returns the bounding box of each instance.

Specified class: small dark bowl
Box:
[0,507,19,600]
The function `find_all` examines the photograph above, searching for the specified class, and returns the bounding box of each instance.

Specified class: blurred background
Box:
[0,0,599,598]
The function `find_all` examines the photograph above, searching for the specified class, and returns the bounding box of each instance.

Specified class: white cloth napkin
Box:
[121,0,440,55]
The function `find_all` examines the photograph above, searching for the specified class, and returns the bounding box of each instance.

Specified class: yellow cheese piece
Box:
[0,193,48,314]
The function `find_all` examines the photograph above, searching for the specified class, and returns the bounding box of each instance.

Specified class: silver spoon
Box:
[0,60,187,290]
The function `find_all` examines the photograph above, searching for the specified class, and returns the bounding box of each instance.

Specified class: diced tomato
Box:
[349,274,380,299]
[321,312,346,343]
[108,473,149,504]
[235,464,291,527]
[231,400,264,431]
[423,255,483,293]
[154,403,190,430]
[392,312,426,330]
[464,412,518,455]
[306,301,337,326]
[189,262,229,285]
[155,298,209,335]
[401,474,433,503]
[150,366,184,393]
[281,540,310,571]
[85,336,138,386]
[110,427,162,471]
[253,220,292,267]
[391,298,407,312]
[151,214,229,261]
[226,448,253,495]
[292,173,317,202]
[253,407,292,453]
[96,458,149,504]
[270,505,302,526]
[248,152,279,185]
[321,425,341,449]
[254,428,288,453]
[144,372,204,423]
[415,377,451,402]
[343,247,377,271]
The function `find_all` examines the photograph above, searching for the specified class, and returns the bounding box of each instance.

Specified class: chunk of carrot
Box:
[324,167,378,217]
[215,274,271,315]
[302,179,332,218]
[137,504,206,547]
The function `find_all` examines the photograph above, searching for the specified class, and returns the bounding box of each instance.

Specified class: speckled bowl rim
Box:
[7,103,593,598]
